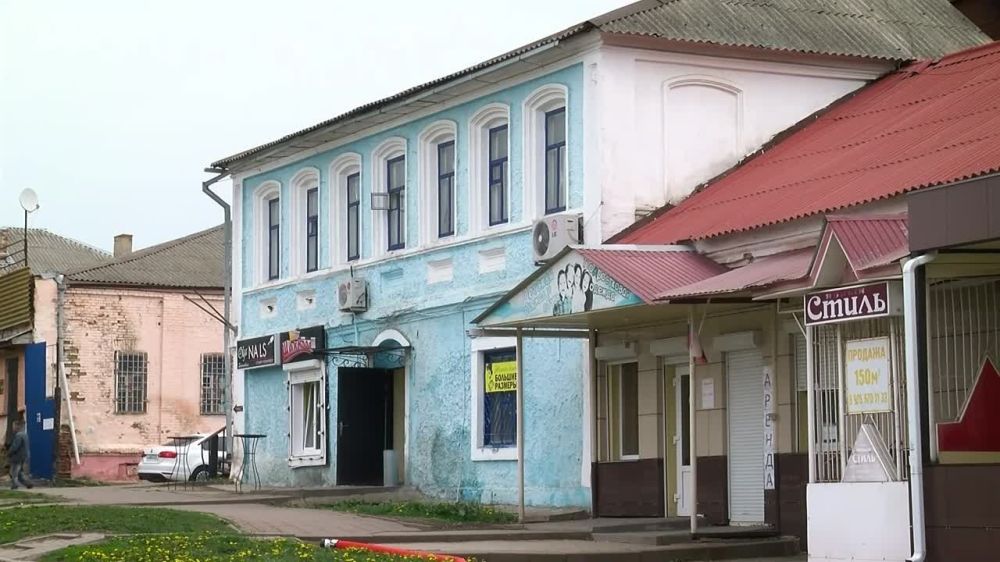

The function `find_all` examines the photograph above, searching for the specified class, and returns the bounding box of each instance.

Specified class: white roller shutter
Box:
[727,349,765,524]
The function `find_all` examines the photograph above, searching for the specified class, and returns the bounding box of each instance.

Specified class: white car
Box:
[138,432,229,483]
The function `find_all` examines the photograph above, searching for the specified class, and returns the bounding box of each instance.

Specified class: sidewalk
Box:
[25,484,803,561]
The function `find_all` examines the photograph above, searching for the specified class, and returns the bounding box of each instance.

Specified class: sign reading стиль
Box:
[804,282,902,326]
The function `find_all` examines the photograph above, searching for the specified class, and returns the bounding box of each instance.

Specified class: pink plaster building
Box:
[49,226,226,480]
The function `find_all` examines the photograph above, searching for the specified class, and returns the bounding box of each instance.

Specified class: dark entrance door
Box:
[24,343,54,479]
[337,368,392,485]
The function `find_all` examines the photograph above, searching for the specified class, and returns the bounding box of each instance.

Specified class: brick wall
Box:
[63,287,226,459]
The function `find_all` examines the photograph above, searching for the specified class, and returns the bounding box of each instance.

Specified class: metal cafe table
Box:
[166,435,200,490]
[234,433,266,493]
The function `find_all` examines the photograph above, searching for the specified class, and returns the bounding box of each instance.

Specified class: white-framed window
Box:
[468,104,510,234]
[607,361,639,460]
[371,137,407,256]
[523,84,568,220]
[330,153,362,264]
[470,337,518,461]
[418,120,458,244]
[289,167,320,275]
[252,180,282,284]
[287,361,327,467]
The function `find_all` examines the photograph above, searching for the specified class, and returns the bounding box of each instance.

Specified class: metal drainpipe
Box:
[202,168,234,469]
[903,252,936,562]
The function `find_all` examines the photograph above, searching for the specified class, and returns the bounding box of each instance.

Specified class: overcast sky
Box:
[0,0,625,251]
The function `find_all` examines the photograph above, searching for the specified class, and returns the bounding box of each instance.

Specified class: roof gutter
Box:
[202,167,235,477]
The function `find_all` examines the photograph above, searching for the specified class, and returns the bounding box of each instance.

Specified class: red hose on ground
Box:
[322,539,468,562]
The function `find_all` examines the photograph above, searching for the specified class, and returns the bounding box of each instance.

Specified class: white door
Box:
[675,365,693,516]
[727,349,765,524]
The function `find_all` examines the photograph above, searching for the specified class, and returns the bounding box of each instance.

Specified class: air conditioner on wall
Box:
[338,278,367,312]
[532,213,582,264]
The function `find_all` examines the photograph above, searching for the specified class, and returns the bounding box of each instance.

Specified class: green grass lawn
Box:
[0,505,232,544]
[43,534,460,562]
[322,500,516,525]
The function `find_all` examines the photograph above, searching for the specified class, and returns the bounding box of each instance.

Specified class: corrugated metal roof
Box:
[619,40,1000,245]
[211,0,986,172]
[0,228,110,276]
[0,267,33,333]
[602,0,988,61]
[67,225,223,290]
[827,214,908,271]
[656,248,814,300]
[576,247,726,303]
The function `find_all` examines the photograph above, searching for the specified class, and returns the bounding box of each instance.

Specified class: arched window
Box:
[418,120,458,244]
[371,137,408,255]
[330,153,363,263]
[469,104,510,234]
[523,84,568,220]
[289,167,321,275]
[252,180,281,284]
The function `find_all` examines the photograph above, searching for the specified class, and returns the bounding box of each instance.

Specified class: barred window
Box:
[483,348,517,448]
[200,353,225,415]
[115,352,147,414]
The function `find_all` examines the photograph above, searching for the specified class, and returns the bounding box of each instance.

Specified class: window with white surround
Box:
[289,168,320,275]
[468,104,510,234]
[523,84,568,220]
[253,181,281,284]
[287,363,326,467]
[329,153,362,264]
[418,121,458,243]
[371,138,407,255]
[469,337,518,461]
[607,362,639,460]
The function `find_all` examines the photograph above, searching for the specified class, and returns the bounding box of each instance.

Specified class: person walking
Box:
[7,420,32,489]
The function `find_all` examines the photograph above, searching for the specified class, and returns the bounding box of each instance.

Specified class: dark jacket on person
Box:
[7,429,27,464]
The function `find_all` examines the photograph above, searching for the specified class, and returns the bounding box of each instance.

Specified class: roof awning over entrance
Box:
[473,246,725,329]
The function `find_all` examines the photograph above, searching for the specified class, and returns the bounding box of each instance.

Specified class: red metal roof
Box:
[576,247,726,303]
[656,248,815,300]
[619,41,1000,245]
[827,214,908,272]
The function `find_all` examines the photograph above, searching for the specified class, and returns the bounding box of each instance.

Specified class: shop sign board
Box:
[842,422,898,482]
[485,360,517,393]
[763,366,776,490]
[236,335,276,369]
[279,326,326,364]
[845,337,892,414]
[804,282,902,326]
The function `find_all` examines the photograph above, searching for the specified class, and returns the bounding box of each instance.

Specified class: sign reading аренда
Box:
[485,361,517,393]
[845,337,892,414]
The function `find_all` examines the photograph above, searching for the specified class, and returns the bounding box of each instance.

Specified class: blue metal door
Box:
[24,342,54,479]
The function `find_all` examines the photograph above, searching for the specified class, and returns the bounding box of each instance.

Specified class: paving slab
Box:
[170,503,421,538]
[0,533,105,561]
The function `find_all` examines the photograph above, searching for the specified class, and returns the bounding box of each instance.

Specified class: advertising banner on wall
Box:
[279,326,326,364]
[485,360,517,393]
[845,337,892,414]
[236,335,276,369]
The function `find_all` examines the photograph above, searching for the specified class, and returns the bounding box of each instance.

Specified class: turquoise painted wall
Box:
[237,64,589,507]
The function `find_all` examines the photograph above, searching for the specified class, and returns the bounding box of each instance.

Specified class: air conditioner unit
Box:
[337,278,367,312]
[532,213,582,264]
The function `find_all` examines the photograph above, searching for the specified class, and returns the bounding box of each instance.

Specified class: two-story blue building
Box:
[207,0,977,512]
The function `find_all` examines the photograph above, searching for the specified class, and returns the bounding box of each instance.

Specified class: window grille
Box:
[200,353,225,415]
[928,278,1000,426]
[115,352,148,414]
[810,317,908,482]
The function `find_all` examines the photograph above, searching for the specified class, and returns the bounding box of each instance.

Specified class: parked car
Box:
[138,430,229,483]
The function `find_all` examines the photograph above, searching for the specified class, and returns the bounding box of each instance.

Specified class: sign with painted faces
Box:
[481,252,642,325]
